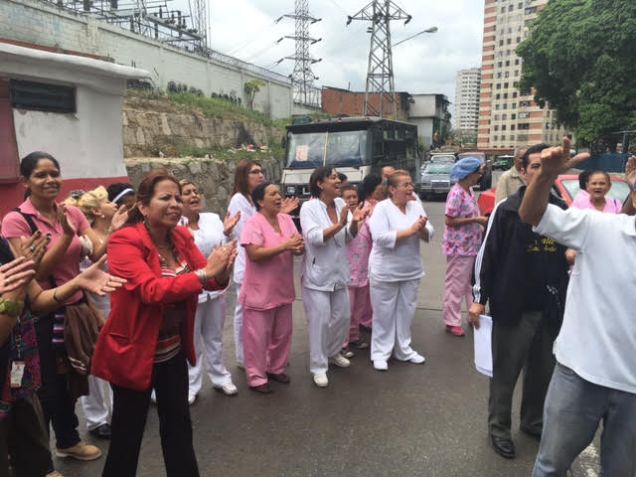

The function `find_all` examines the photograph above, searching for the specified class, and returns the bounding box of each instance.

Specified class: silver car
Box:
[418,162,456,199]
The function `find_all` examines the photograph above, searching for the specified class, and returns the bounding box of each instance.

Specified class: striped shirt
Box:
[154,258,190,363]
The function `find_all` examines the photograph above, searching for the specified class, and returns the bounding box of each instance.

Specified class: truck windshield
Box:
[286,130,370,169]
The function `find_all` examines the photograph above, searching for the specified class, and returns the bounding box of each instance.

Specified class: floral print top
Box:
[347,220,372,287]
[443,184,482,257]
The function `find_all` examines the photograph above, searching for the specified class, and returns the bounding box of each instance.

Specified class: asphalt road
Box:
[54,190,596,477]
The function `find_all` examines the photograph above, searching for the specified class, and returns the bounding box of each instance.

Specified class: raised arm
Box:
[519,137,590,225]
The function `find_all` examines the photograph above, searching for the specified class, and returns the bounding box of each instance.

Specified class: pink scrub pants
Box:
[443,255,476,327]
[344,285,372,347]
[242,304,293,387]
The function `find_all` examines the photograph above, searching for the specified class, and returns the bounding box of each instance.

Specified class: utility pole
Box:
[276,0,322,108]
[347,1,412,118]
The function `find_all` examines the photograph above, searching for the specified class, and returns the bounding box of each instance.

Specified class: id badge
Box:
[10,361,25,389]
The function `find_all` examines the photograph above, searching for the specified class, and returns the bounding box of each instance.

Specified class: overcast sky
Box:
[202,1,484,109]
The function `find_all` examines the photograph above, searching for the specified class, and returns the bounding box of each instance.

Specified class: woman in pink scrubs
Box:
[240,182,304,393]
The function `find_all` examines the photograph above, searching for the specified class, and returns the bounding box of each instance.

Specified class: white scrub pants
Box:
[370,278,421,362]
[80,375,112,430]
[188,295,233,397]
[302,287,350,375]
[233,282,244,366]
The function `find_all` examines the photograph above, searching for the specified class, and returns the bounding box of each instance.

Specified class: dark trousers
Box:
[489,310,558,440]
[102,352,199,477]
[0,396,52,477]
[35,316,81,451]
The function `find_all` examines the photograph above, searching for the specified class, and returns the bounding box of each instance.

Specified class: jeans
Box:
[35,315,81,451]
[532,362,636,477]
[102,351,199,477]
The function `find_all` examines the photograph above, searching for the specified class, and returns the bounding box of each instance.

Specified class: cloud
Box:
[182,1,484,110]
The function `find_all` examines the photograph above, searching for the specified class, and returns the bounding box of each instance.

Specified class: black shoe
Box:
[490,435,516,459]
[520,426,542,441]
[89,423,111,440]
[267,372,291,384]
[250,383,273,394]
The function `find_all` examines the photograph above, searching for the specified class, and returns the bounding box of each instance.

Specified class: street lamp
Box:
[393,26,438,48]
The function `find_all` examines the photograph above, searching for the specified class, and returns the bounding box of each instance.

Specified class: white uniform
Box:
[368,198,434,362]
[300,197,352,375]
[227,192,257,366]
[181,213,234,398]
[80,258,113,431]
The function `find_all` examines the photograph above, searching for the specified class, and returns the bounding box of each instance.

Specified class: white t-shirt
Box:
[368,198,434,282]
[535,205,636,394]
[300,197,351,292]
[181,213,228,303]
[228,192,257,284]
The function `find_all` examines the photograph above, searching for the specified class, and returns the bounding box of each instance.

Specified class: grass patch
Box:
[127,90,288,128]
[176,143,286,162]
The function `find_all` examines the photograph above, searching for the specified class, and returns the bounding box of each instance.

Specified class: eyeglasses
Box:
[249,169,264,175]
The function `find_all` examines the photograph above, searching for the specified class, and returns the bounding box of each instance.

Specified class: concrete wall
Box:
[0,0,293,119]
[410,118,434,148]
[410,95,438,117]
[14,87,127,179]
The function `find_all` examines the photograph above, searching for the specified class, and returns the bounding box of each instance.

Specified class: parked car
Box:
[493,155,514,171]
[418,162,455,199]
[477,174,630,215]
[426,153,456,164]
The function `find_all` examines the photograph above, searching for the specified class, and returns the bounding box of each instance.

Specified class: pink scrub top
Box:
[239,212,298,311]
[2,198,90,304]
[571,190,622,214]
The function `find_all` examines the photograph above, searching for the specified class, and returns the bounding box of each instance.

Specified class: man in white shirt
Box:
[519,138,635,477]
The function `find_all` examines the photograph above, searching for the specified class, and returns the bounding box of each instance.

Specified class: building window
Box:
[505,60,510,66]
[511,113,517,119]
[499,40,504,46]
[504,82,509,88]
[496,84,502,90]
[9,80,76,113]
[502,125,507,131]
[515,59,520,65]
[503,103,508,110]
[511,125,516,131]
[495,104,500,110]
[496,94,501,100]
[494,125,499,131]
[502,114,507,120]
[518,123,530,130]
[513,92,518,98]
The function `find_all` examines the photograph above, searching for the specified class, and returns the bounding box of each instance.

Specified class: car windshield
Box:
[423,164,453,174]
[561,178,631,203]
[285,130,370,169]
[430,155,455,163]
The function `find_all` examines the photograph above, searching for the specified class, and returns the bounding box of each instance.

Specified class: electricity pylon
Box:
[276,0,322,107]
[347,0,412,117]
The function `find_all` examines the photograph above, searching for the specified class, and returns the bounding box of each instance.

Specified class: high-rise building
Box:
[478,0,564,150]
[455,68,481,136]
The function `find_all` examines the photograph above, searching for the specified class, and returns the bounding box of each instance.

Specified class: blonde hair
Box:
[65,186,109,223]
[386,170,411,188]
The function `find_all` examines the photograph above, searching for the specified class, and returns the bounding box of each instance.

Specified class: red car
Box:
[477,174,630,216]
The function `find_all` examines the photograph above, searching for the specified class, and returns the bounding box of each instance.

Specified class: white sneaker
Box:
[373,360,388,371]
[214,383,238,396]
[408,353,426,364]
[188,393,197,405]
[329,353,351,368]
[313,373,329,388]
[150,389,157,404]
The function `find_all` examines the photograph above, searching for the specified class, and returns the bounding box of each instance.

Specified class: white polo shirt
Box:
[368,198,434,283]
[535,204,636,394]
[300,197,351,292]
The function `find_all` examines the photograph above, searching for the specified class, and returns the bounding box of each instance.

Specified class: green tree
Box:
[244,79,266,110]
[517,0,636,147]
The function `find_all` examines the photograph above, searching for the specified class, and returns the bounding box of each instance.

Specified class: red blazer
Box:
[91,223,223,391]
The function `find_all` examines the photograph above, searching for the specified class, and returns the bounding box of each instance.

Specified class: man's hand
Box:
[468,303,485,329]
[540,137,591,178]
[625,156,636,189]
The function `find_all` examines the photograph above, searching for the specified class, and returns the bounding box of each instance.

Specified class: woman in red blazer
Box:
[92,171,236,477]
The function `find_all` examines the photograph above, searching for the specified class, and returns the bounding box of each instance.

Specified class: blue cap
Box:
[450,157,482,182]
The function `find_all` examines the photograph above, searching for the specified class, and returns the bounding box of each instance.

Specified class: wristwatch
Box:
[0,298,25,317]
